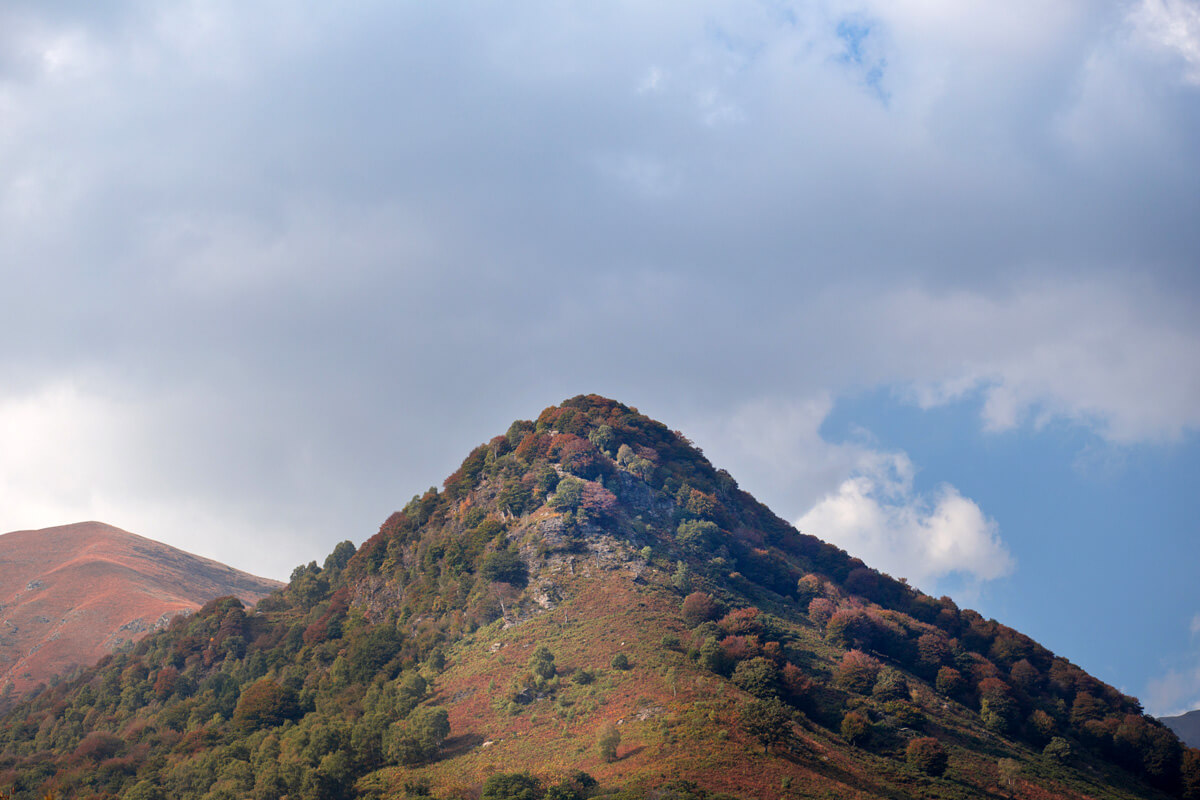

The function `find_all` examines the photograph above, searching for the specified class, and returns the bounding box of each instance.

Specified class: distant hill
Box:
[0,398,1197,799]
[0,521,283,703]
[1164,710,1200,749]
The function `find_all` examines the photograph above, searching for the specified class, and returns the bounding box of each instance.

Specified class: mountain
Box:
[1164,711,1200,749]
[0,396,1197,800]
[0,521,283,704]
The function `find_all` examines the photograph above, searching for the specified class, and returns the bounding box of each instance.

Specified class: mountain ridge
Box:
[1164,710,1200,749]
[0,521,283,704]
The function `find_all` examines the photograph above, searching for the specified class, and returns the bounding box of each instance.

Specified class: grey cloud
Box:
[0,2,1197,575]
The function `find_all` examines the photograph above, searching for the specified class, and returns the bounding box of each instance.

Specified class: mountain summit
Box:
[0,521,283,704]
[0,396,1196,799]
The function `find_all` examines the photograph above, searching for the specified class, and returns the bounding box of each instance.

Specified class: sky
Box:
[0,0,1198,715]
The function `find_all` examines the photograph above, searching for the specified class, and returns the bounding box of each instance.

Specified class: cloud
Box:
[796,459,1013,592]
[1146,666,1200,717]
[684,396,1013,594]
[0,378,347,579]
[815,280,1200,444]
[0,1,1195,592]
[1142,613,1200,716]
[1129,0,1200,84]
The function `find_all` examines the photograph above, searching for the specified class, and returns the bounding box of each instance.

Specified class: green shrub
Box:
[386,706,450,766]
[1043,736,1072,764]
[530,646,556,680]
[742,697,791,753]
[872,668,908,701]
[676,519,720,550]
[480,550,528,586]
[548,477,584,511]
[841,711,870,745]
[732,657,779,699]
[483,772,542,800]
[598,723,621,762]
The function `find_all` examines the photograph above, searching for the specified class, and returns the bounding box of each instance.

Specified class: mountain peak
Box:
[0,401,1195,799]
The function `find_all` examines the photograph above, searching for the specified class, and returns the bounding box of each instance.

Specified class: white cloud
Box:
[1143,614,1200,716]
[0,380,127,525]
[636,65,664,94]
[1129,0,1200,84]
[796,461,1013,592]
[682,394,884,515]
[685,395,1013,594]
[816,280,1200,444]
[0,380,332,581]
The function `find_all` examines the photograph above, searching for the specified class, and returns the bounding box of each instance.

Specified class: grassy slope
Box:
[360,558,1164,800]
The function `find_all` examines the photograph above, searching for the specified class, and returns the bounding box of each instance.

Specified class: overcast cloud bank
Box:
[0,0,1197,713]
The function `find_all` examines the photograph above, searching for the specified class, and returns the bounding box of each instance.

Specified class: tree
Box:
[72,731,124,761]
[482,772,543,800]
[529,646,556,680]
[936,666,966,698]
[825,608,874,650]
[1010,659,1040,692]
[588,424,615,453]
[981,696,1019,734]
[124,780,163,800]
[743,697,791,753]
[480,549,528,587]
[152,666,180,701]
[545,771,597,800]
[732,657,779,699]
[719,607,763,636]
[1028,709,1056,743]
[835,650,881,695]
[610,653,631,670]
[998,758,1021,794]
[345,624,402,682]
[807,598,836,627]
[795,574,824,604]
[681,592,720,627]
[906,737,948,776]
[841,710,870,745]
[676,519,720,550]
[597,722,621,762]
[1180,747,1200,800]
[323,540,357,574]
[916,632,951,673]
[697,636,730,676]
[386,706,450,766]
[548,477,584,511]
[871,668,908,701]
[233,677,300,732]
[1043,737,1071,764]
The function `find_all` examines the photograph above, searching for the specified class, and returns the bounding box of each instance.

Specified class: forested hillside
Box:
[0,396,1195,799]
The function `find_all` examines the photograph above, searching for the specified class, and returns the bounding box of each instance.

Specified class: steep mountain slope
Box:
[0,522,283,703]
[1164,711,1200,749]
[0,397,1196,800]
